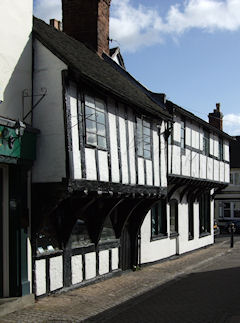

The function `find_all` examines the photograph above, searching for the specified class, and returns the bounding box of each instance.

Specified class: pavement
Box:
[0,235,239,323]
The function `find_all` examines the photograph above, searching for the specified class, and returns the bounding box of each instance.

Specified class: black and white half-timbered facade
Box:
[31,0,231,298]
[32,5,171,296]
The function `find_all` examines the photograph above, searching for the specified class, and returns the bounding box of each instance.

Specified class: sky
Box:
[33,0,240,135]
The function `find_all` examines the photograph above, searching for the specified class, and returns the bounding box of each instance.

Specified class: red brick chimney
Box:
[208,103,223,130]
[50,19,62,31]
[62,0,111,56]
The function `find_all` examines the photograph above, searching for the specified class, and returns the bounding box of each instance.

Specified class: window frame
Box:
[219,137,224,161]
[169,199,179,236]
[84,94,108,151]
[199,192,211,237]
[203,130,210,156]
[136,117,152,159]
[180,119,186,151]
[188,198,194,240]
[151,200,167,240]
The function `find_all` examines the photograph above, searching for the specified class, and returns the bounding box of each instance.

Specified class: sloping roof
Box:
[33,17,171,120]
[166,100,233,140]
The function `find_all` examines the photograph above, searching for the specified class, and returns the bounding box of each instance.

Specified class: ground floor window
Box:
[219,201,240,219]
[188,200,194,240]
[151,200,167,238]
[169,199,178,235]
[199,192,210,235]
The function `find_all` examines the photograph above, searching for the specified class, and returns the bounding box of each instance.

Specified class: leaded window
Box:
[85,95,107,149]
[169,199,178,235]
[203,131,209,156]
[180,119,185,149]
[199,192,210,235]
[137,118,151,158]
[151,200,167,238]
[219,138,224,161]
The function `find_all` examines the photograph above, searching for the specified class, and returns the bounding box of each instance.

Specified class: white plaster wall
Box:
[85,252,96,280]
[108,99,120,183]
[214,160,220,181]
[213,135,219,158]
[210,134,214,156]
[146,160,153,186]
[71,255,83,285]
[219,161,225,182]
[207,157,214,180]
[33,40,67,182]
[200,155,207,179]
[185,121,191,146]
[225,163,230,183]
[182,149,191,177]
[153,127,160,187]
[98,151,109,182]
[0,0,32,121]
[138,158,145,185]
[224,140,230,162]
[69,83,82,179]
[118,104,129,184]
[173,116,181,142]
[85,148,97,180]
[111,248,119,270]
[127,109,136,185]
[199,128,204,151]
[35,259,46,296]
[191,123,199,150]
[172,145,181,175]
[50,256,63,291]
[160,122,167,187]
[191,152,199,178]
[99,250,109,275]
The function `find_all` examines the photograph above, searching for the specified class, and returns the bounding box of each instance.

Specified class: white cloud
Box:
[223,113,240,135]
[34,0,240,52]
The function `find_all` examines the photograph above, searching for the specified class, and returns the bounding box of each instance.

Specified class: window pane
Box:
[143,126,150,136]
[97,123,105,136]
[223,202,230,209]
[143,120,150,128]
[85,95,95,108]
[86,133,97,145]
[235,173,240,185]
[224,210,231,217]
[230,173,233,184]
[86,120,96,132]
[144,149,151,159]
[98,136,106,149]
[96,111,105,124]
[95,98,105,112]
[85,106,95,121]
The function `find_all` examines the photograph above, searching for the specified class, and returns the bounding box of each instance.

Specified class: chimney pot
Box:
[50,19,62,31]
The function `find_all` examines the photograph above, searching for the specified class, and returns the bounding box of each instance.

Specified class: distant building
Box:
[215,136,240,231]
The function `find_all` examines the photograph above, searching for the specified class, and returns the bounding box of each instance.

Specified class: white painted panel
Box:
[172,145,181,175]
[50,256,63,291]
[111,248,119,270]
[191,152,199,178]
[98,150,109,182]
[108,99,120,183]
[225,163,230,183]
[35,259,46,296]
[119,104,129,184]
[199,128,204,151]
[207,157,214,180]
[71,255,83,285]
[173,116,181,142]
[153,129,160,187]
[85,252,96,280]
[224,140,230,162]
[146,160,153,186]
[185,121,191,146]
[168,142,172,174]
[99,250,109,275]
[33,41,67,183]
[214,160,219,181]
[213,135,219,158]
[200,155,207,179]
[219,161,225,182]
[85,148,97,180]
[138,157,145,185]
[69,83,82,179]
[182,149,191,177]
[160,122,167,187]
[127,110,136,184]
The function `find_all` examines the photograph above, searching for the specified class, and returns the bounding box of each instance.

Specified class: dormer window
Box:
[84,95,107,150]
[137,118,151,159]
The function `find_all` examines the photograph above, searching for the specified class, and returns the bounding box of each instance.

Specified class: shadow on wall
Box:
[1,35,32,123]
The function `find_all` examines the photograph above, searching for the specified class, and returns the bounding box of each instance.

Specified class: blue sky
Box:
[33,0,240,135]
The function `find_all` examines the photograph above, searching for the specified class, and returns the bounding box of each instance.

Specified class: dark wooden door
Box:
[120,223,132,270]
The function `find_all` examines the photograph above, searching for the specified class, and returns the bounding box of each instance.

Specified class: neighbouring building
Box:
[215,136,240,231]
[0,0,37,302]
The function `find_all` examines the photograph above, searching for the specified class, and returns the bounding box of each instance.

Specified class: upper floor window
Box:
[203,131,209,156]
[219,138,224,161]
[180,119,185,149]
[230,172,240,185]
[84,95,107,150]
[137,118,151,159]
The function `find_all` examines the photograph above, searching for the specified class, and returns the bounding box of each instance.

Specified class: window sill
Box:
[34,249,63,260]
[150,234,168,242]
[170,232,179,239]
[85,144,108,152]
[199,232,211,238]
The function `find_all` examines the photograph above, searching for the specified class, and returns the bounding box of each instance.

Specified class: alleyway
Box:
[1,236,239,323]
